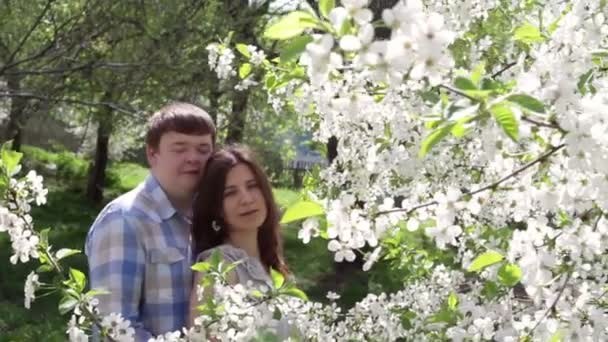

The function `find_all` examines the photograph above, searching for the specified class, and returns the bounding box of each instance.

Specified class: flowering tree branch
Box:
[375,143,566,216]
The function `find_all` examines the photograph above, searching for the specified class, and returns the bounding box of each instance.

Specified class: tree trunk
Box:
[326,136,338,164]
[86,96,113,203]
[369,0,400,39]
[225,92,248,144]
[4,73,28,151]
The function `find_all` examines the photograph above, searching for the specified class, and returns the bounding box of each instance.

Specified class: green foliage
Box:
[514,22,544,43]
[507,94,546,113]
[490,103,519,141]
[280,200,325,224]
[419,123,455,158]
[497,263,523,287]
[239,63,253,78]
[1,144,23,177]
[264,11,322,40]
[280,35,314,63]
[468,250,504,272]
[271,268,286,288]
[319,0,335,18]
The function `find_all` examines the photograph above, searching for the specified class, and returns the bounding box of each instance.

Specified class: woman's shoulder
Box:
[195,244,249,263]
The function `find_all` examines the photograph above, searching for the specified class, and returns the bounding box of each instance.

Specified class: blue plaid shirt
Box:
[85,174,193,341]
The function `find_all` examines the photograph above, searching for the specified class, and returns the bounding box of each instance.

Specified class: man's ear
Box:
[146,144,158,167]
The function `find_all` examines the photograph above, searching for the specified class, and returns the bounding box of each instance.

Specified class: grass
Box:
[1,146,354,340]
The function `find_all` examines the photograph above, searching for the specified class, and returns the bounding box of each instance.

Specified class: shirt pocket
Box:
[145,247,186,302]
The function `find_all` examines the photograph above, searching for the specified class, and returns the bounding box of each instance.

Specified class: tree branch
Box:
[528,271,572,336]
[375,144,565,216]
[3,0,55,68]
[437,84,477,102]
[491,62,517,79]
[0,91,139,116]
[521,117,564,132]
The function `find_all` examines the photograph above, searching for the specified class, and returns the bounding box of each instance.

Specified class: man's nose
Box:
[185,149,202,163]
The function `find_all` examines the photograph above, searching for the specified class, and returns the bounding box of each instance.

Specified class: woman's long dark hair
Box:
[192,146,289,276]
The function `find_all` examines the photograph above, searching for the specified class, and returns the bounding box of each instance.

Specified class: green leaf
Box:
[1,145,23,176]
[339,18,353,36]
[514,22,544,43]
[69,268,86,292]
[481,280,500,300]
[281,287,309,301]
[451,121,469,138]
[56,248,80,261]
[400,310,416,330]
[210,249,223,269]
[454,77,477,90]
[280,35,313,63]
[490,103,519,142]
[85,288,110,297]
[418,123,455,158]
[58,295,78,315]
[250,289,264,298]
[239,63,252,79]
[270,268,285,289]
[264,11,320,40]
[235,43,251,58]
[37,264,54,273]
[497,263,522,287]
[549,330,564,342]
[468,250,504,272]
[273,307,283,320]
[319,0,335,18]
[462,89,492,101]
[223,260,244,276]
[471,63,486,86]
[507,94,545,113]
[448,292,459,310]
[280,200,324,224]
[39,228,51,246]
[191,261,211,273]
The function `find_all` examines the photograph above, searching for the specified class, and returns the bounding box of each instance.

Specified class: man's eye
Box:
[224,191,235,198]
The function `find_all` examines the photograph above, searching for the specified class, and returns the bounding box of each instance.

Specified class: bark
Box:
[225,92,248,144]
[4,72,28,151]
[86,92,113,203]
[369,0,400,39]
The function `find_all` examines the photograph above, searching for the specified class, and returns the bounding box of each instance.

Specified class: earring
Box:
[212,220,221,232]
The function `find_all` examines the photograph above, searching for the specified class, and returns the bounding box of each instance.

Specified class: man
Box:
[85,102,215,340]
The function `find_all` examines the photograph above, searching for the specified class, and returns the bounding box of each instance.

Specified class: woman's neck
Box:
[226,231,260,260]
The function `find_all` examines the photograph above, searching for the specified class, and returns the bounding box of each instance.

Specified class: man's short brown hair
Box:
[146,102,216,149]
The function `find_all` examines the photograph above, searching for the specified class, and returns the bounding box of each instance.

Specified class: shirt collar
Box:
[143,174,177,221]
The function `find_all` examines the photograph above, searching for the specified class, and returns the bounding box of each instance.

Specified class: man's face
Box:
[147,131,213,200]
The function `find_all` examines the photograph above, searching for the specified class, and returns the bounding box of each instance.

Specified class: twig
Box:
[1,0,55,72]
[491,62,517,79]
[468,144,564,196]
[0,91,139,116]
[521,117,564,132]
[438,84,477,102]
[375,144,565,216]
[528,272,572,336]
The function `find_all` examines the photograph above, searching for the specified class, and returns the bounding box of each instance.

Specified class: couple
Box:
[84,102,289,340]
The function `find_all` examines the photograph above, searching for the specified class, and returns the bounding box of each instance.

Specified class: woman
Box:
[188,146,289,327]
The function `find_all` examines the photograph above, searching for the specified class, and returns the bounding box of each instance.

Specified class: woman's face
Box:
[221,163,268,232]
